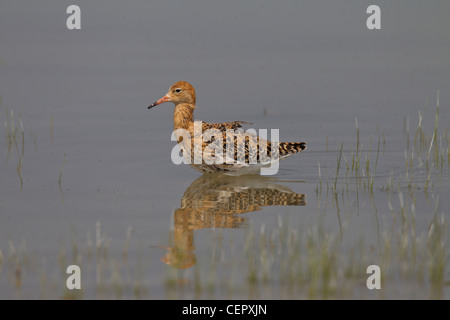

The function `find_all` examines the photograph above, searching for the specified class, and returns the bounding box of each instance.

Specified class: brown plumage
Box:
[148,81,306,174]
[279,142,307,157]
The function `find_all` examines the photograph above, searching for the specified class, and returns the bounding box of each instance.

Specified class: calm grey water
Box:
[1,1,449,299]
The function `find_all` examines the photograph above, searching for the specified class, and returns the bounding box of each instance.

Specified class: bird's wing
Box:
[202,121,252,133]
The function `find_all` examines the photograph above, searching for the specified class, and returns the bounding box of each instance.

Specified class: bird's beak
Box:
[148,95,170,109]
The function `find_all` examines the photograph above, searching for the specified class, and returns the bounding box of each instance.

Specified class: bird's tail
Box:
[279,142,307,157]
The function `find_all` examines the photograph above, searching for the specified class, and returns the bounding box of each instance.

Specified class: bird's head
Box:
[148,81,196,109]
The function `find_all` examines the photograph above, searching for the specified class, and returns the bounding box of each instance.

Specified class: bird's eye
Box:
[175,88,182,93]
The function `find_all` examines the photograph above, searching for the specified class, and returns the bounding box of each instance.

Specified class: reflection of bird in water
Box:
[161,174,306,269]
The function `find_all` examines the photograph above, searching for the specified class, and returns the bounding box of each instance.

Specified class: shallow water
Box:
[1,1,450,299]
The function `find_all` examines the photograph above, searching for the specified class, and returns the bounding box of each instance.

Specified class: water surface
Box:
[1,1,449,299]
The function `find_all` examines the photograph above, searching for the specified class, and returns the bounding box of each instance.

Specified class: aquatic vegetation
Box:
[1,91,448,299]
[3,107,24,188]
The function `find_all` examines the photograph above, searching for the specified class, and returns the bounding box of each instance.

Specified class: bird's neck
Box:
[173,103,195,130]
